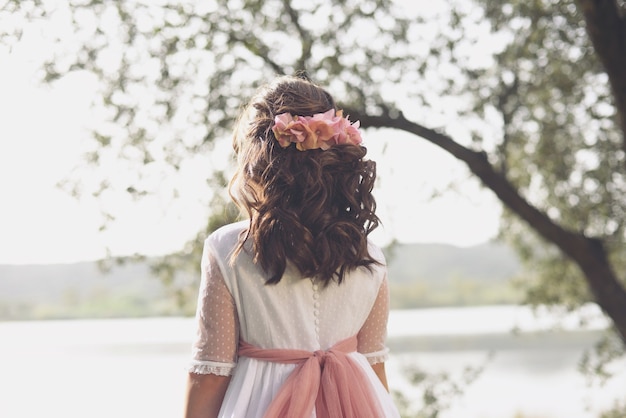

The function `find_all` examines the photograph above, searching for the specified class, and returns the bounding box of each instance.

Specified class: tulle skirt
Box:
[218,353,400,418]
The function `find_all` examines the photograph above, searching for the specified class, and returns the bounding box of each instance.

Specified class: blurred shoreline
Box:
[0,306,623,418]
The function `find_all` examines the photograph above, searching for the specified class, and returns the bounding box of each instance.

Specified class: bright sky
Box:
[0,2,501,265]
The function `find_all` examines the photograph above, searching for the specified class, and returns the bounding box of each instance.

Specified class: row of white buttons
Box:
[312,281,320,340]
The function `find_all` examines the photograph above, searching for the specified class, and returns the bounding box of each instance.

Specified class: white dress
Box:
[187,221,400,418]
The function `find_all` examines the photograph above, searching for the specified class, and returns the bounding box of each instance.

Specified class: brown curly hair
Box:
[229,76,380,285]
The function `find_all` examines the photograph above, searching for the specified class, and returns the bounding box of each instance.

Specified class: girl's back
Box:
[184,75,400,418]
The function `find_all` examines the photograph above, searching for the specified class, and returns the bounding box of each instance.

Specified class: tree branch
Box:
[228,32,285,75]
[495,73,520,175]
[577,0,626,155]
[346,106,570,243]
[346,105,626,343]
[281,0,312,71]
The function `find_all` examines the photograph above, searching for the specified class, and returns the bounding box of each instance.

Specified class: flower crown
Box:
[271,109,362,151]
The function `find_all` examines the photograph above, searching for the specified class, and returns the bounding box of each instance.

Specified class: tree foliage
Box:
[4,0,626,358]
[392,359,488,418]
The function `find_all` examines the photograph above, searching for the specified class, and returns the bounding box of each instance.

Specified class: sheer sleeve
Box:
[357,273,390,365]
[187,242,239,376]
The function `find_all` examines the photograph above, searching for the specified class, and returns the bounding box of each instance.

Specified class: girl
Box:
[183,75,400,418]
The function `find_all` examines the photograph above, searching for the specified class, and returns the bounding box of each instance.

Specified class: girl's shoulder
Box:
[205,220,249,254]
[210,220,249,237]
[367,239,387,267]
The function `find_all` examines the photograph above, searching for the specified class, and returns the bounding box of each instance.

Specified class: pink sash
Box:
[238,336,385,418]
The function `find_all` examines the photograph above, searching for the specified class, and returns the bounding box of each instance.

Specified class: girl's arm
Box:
[357,269,392,392]
[184,242,238,418]
[183,373,231,418]
[371,362,389,392]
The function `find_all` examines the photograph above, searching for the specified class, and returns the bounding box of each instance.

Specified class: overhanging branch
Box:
[281,0,312,71]
[577,0,626,154]
[346,105,626,343]
[345,105,585,256]
[229,32,285,76]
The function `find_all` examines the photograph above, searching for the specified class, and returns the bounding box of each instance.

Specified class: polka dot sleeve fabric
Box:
[187,243,239,376]
[357,273,390,365]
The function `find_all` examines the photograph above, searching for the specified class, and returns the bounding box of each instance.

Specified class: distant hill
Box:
[0,241,523,319]
[0,260,172,320]
[383,241,521,284]
[382,241,523,309]
[0,261,162,302]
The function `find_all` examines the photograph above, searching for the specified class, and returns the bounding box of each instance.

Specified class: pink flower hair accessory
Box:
[271,109,362,151]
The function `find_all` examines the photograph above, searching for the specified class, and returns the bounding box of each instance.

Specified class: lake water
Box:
[1,305,624,418]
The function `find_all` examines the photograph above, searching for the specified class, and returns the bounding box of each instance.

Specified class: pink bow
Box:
[238,336,385,418]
